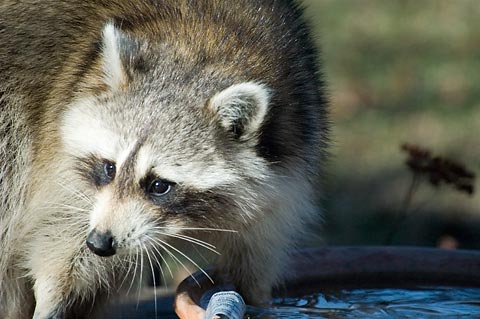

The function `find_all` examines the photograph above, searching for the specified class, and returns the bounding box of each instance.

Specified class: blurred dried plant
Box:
[402,143,475,195]
[385,143,476,244]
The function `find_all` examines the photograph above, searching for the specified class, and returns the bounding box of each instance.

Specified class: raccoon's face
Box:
[60,24,272,257]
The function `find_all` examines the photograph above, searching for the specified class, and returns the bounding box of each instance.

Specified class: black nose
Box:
[86,229,116,257]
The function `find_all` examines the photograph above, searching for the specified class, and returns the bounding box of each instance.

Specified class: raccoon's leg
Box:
[28,237,115,319]
[28,238,96,319]
[32,274,101,319]
[32,275,70,319]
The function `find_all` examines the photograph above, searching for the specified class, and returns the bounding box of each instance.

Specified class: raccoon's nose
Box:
[86,229,117,257]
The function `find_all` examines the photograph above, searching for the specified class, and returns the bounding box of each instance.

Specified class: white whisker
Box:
[127,247,139,296]
[136,248,144,309]
[56,180,93,205]
[148,246,167,291]
[151,226,237,233]
[151,230,220,255]
[38,204,90,213]
[118,252,134,292]
[47,215,87,222]
[165,232,217,249]
[52,203,90,212]
[146,235,200,287]
[192,244,210,265]
[53,217,89,227]
[144,245,158,319]
[148,235,214,285]
[148,241,174,280]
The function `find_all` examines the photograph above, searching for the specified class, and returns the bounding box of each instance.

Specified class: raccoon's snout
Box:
[86,229,117,257]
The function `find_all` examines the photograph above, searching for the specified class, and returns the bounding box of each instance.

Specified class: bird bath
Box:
[105,246,480,318]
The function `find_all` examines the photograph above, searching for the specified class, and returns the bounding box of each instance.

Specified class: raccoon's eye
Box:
[79,156,116,187]
[147,179,172,197]
[103,162,116,180]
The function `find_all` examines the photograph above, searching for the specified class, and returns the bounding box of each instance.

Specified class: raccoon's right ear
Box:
[100,23,129,90]
[206,82,271,141]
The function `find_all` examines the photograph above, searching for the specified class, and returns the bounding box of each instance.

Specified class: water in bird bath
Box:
[247,286,480,318]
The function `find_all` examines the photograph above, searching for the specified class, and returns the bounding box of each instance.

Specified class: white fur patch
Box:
[89,190,111,231]
[101,23,126,90]
[153,162,239,190]
[134,144,154,181]
[116,141,138,169]
[136,146,239,190]
[61,98,119,160]
[209,82,271,138]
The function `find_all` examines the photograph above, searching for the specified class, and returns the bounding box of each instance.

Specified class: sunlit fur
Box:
[0,1,328,318]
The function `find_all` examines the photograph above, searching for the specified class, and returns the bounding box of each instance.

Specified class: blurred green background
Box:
[302,0,480,249]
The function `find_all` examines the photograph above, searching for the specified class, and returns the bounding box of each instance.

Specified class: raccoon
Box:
[0,0,328,318]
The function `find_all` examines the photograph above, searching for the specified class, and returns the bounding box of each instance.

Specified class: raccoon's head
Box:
[60,24,273,257]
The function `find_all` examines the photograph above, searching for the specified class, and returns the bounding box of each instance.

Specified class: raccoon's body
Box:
[0,0,328,318]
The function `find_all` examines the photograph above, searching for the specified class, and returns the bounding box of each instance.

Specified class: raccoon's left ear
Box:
[207,82,271,140]
[100,23,129,90]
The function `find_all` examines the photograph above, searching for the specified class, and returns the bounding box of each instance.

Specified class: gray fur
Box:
[0,0,328,318]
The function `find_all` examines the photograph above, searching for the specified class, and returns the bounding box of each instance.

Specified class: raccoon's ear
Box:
[100,23,128,90]
[207,82,271,140]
